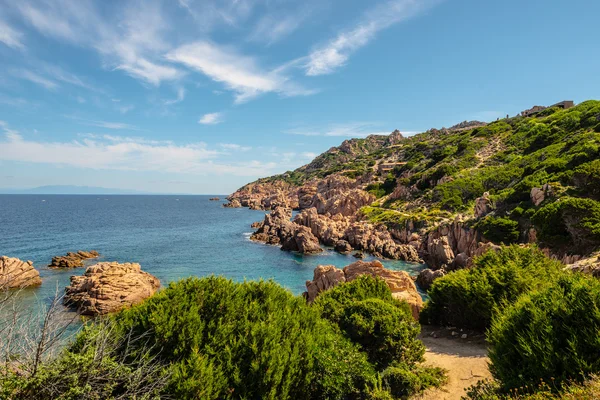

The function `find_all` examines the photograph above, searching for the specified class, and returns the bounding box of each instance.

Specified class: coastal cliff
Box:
[227,101,600,274]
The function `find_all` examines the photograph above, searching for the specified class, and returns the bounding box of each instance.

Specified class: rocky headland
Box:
[0,256,42,289]
[48,250,100,268]
[64,261,160,316]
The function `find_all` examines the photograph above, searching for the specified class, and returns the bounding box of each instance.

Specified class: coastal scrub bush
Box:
[572,160,600,199]
[532,197,600,251]
[97,277,377,400]
[488,274,600,391]
[381,363,446,398]
[419,245,563,330]
[313,275,424,370]
[475,216,520,244]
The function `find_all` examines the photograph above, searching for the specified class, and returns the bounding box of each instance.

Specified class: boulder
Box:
[48,250,99,268]
[304,260,423,319]
[426,236,455,268]
[565,252,600,277]
[530,183,553,206]
[334,240,353,254]
[64,262,160,316]
[474,192,494,218]
[416,268,446,291]
[250,221,263,229]
[345,223,420,262]
[0,256,42,289]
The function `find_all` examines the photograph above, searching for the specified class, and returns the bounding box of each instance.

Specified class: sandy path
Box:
[412,327,492,400]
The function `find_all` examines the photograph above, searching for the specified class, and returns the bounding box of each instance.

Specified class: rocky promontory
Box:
[0,256,42,289]
[304,260,423,319]
[48,250,99,268]
[64,262,160,316]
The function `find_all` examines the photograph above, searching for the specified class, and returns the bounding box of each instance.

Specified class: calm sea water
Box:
[0,195,424,312]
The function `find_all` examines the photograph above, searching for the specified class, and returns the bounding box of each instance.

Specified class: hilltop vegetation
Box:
[247,100,600,256]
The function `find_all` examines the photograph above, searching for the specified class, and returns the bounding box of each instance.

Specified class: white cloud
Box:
[219,143,251,152]
[167,41,314,103]
[0,19,25,49]
[249,7,312,45]
[12,70,59,90]
[118,105,135,114]
[177,0,256,30]
[305,0,440,76]
[0,121,274,177]
[164,87,186,105]
[285,122,390,138]
[15,0,183,86]
[67,116,139,130]
[198,112,224,125]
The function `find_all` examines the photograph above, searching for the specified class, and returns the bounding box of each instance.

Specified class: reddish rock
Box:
[304,260,423,319]
[0,256,42,289]
[64,262,160,316]
[49,250,99,268]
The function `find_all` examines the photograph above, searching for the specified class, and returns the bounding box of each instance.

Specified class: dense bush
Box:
[313,276,424,370]
[532,197,600,251]
[572,160,600,199]
[381,363,446,398]
[475,216,520,244]
[488,274,600,391]
[420,245,563,330]
[465,375,600,399]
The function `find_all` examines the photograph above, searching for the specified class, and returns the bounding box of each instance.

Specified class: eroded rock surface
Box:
[416,268,446,291]
[49,250,99,268]
[0,256,42,289]
[304,260,423,319]
[64,262,160,316]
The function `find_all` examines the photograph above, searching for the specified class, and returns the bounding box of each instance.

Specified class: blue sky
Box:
[0,0,598,194]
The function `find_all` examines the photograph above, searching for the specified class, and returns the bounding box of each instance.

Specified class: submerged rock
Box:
[0,256,42,289]
[304,260,423,319]
[48,250,99,268]
[64,262,160,316]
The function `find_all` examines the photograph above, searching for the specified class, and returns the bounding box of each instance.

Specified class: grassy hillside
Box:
[252,100,600,255]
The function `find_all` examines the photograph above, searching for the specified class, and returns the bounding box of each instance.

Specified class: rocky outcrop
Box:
[293,207,349,246]
[345,223,420,261]
[64,262,160,316]
[530,183,553,206]
[209,197,220,201]
[304,260,423,319]
[223,199,242,208]
[423,221,486,269]
[416,268,446,291]
[227,180,298,210]
[48,250,99,268]
[474,192,494,218]
[251,207,322,254]
[0,256,42,289]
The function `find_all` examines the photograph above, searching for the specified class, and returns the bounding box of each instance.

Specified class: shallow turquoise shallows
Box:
[0,195,424,314]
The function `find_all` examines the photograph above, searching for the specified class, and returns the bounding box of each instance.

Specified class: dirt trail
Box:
[412,327,492,400]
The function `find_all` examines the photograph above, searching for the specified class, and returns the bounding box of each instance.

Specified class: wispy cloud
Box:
[167,41,315,103]
[164,87,186,105]
[285,122,390,138]
[0,121,277,177]
[219,143,251,152]
[198,112,224,125]
[117,104,135,114]
[305,0,440,76]
[15,0,183,86]
[12,70,59,90]
[0,19,25,49]
[67,116,139,130]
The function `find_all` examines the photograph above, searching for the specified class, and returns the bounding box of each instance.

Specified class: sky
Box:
[0,0,598,194]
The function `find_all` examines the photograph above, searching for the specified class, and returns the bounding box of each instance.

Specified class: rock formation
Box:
[304,260,423,319]
[251,207,322,254]
[223,199,242,208]
[64,262,160,316]
[565,252,600,277]
[416,268,446,291]
[334,240,353,254]
[530,183,553,206]
[48,250,99,268]
[474,192,494,218]
[209,197,220,201]
[0,256,42,289]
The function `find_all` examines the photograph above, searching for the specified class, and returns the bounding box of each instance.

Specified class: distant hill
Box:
[1,185,150,195]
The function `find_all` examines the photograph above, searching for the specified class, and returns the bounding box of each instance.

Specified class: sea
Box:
[0,195,425,316]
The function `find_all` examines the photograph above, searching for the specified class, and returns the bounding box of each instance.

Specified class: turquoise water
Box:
[0,195,424,312]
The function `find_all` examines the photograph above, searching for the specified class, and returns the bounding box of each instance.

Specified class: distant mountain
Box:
[1,185,150,195]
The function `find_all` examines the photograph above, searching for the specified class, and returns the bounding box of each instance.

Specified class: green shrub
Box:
[381,363,446,398]
[97,277,377,400]
[420,246,563,330]
[488,274,600,391]
[475,216,520,244]
[572,160,600,199]
[532,197,600,251]
[314,276,425,370]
